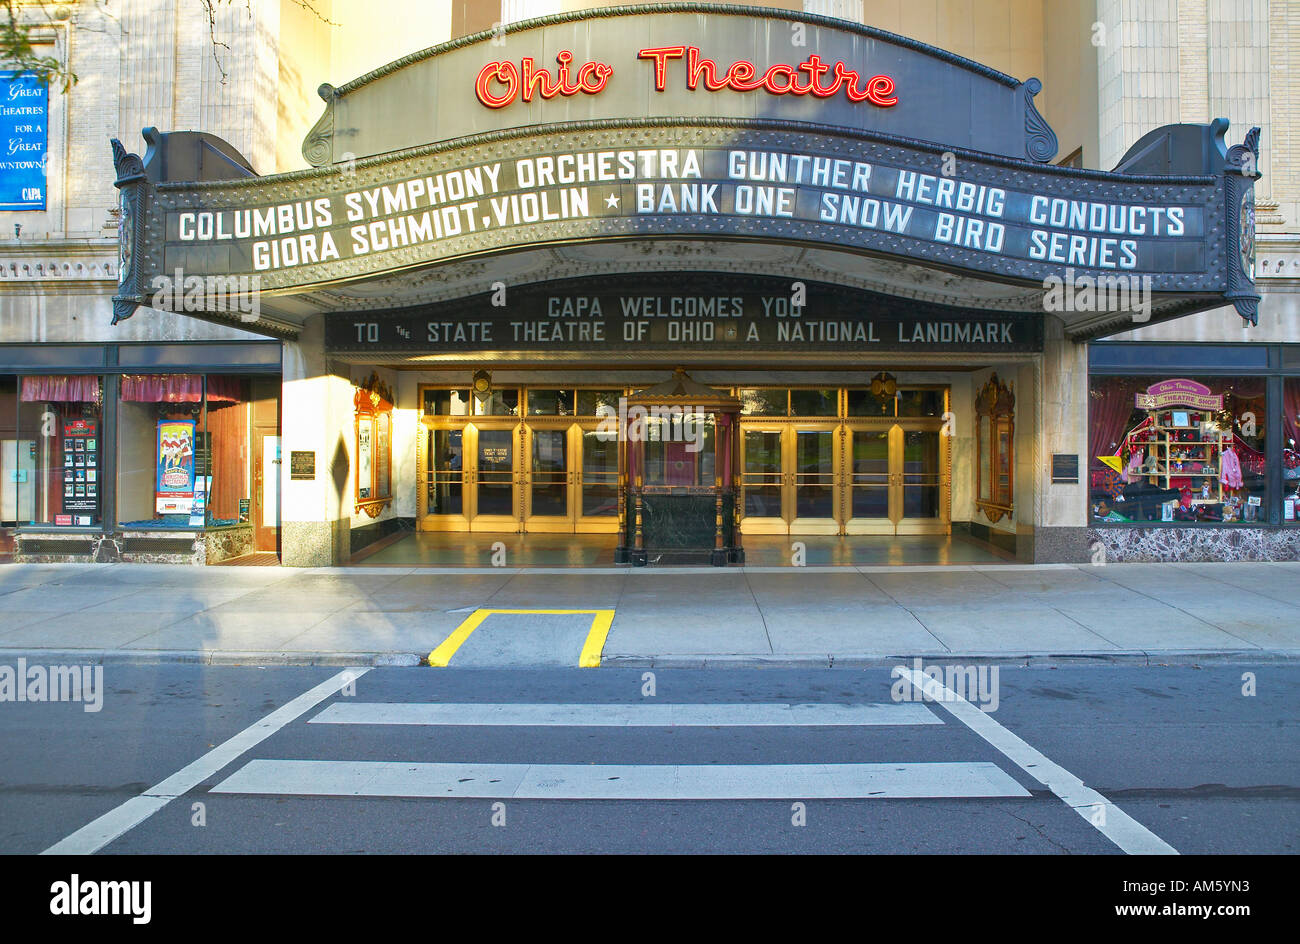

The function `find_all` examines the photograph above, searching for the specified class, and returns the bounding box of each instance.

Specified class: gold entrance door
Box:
[469,422,521,531]
[523,422,571,533]
[419,421,522,532]
[789,426,840,534]
[845,422,949,535]
[739,426,786,534]
[575,424,620,533]
[421,424,470,531]
[739,424,840,535]
[523,422,622,534]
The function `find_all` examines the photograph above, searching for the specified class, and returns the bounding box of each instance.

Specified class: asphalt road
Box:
[1,663,1296,855]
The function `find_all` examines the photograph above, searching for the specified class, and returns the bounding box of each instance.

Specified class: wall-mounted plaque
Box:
[290,450,316,480]
[1051,453,1079,484]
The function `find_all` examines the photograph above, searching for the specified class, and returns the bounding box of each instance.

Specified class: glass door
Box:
[897,426,946,534]
[846,427,892,534]
[576,424,620,532]
[789,427,839,533]
[471,424,520,531]
[844,422,948,535]
[522,422,622,533]
[739,425,840,534]
[740,427,786,533]
[524,425,570,532]
[421,425,469,531]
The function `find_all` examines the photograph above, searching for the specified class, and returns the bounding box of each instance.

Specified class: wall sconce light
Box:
[870,371,897,399]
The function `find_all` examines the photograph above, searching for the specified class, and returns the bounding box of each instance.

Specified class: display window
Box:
[203,376,254,527]
[1282,379,1300,521]
[1088,375,1266,524]
[641,413,717,486]
[8,375,104,527]
[116,374,253,529]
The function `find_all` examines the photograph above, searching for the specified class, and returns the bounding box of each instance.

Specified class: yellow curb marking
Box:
[427,609,616,668]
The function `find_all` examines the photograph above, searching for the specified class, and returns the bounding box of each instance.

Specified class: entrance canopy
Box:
[110,3,1262,342]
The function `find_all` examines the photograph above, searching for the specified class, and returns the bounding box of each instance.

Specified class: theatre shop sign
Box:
[323,275,1045,355]
[109,4,1261,329]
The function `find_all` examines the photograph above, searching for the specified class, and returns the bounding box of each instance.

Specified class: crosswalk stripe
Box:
[41,668,370,855]
[895,667,1178,855]
[211,759,1029,799]
[310,702,940,727]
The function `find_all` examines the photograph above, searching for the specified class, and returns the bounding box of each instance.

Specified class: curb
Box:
[599,650,1300,668]
[0,648,422,667]
[0,648,1295,668]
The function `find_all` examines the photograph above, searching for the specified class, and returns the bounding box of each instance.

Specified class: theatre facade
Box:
[100,4,1267,566]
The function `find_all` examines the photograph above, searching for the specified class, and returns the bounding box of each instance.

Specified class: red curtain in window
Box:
[1088,377,1141,464]
[20,375,101,402]
[1285,380,1300,449]
[120,375,241,403]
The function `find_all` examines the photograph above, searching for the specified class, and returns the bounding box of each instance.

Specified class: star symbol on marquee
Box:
[605,193,619,209]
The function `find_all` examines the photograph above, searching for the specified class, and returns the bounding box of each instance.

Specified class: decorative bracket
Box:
[1021,78,1058,163]
[1225,125,1262,325]
[110,136,149,324]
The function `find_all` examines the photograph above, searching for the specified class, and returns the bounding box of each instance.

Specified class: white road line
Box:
[211,759,1030,799]
[41,667,369,855]
[895,667,1178,855]
[310,701,941,727]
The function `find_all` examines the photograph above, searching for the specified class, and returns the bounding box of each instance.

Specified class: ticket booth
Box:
[619,369,743,566]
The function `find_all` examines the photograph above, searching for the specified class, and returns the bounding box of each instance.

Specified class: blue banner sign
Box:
[0,71,47,211]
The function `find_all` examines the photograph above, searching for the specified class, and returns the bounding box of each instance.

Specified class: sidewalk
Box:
[1,561,1298,667]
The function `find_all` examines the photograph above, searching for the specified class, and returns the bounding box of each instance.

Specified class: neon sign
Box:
[475,51,614,108]
[475,48,897,109]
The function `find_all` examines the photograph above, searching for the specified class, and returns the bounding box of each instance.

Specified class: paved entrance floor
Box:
[352,531,1014,567]
[1,560,1298,666]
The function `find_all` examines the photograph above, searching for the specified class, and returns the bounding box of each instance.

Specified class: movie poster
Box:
[156,420,197,514]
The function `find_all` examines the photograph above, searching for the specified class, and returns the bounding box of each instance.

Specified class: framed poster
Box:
[376,413,390,499]
[156,419,197,514]
[353,373,394,517]
[62,418,99,516]
[357,418,373,500]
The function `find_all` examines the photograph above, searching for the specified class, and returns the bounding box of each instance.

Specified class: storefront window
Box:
[423,388,471,416]
[203,376,253,527]
[117,374,205,528]
[846,388,893,417]
[1088,375,1266,524]
[0,376,18,525]
[526,389,574,415]
[473,388,519,416]
[739,389,786,416]
[577,389,622,415]
[898,389,945,417]
[13,375,104,527]
[1281,379,1300,521]
[789,388,837,416]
